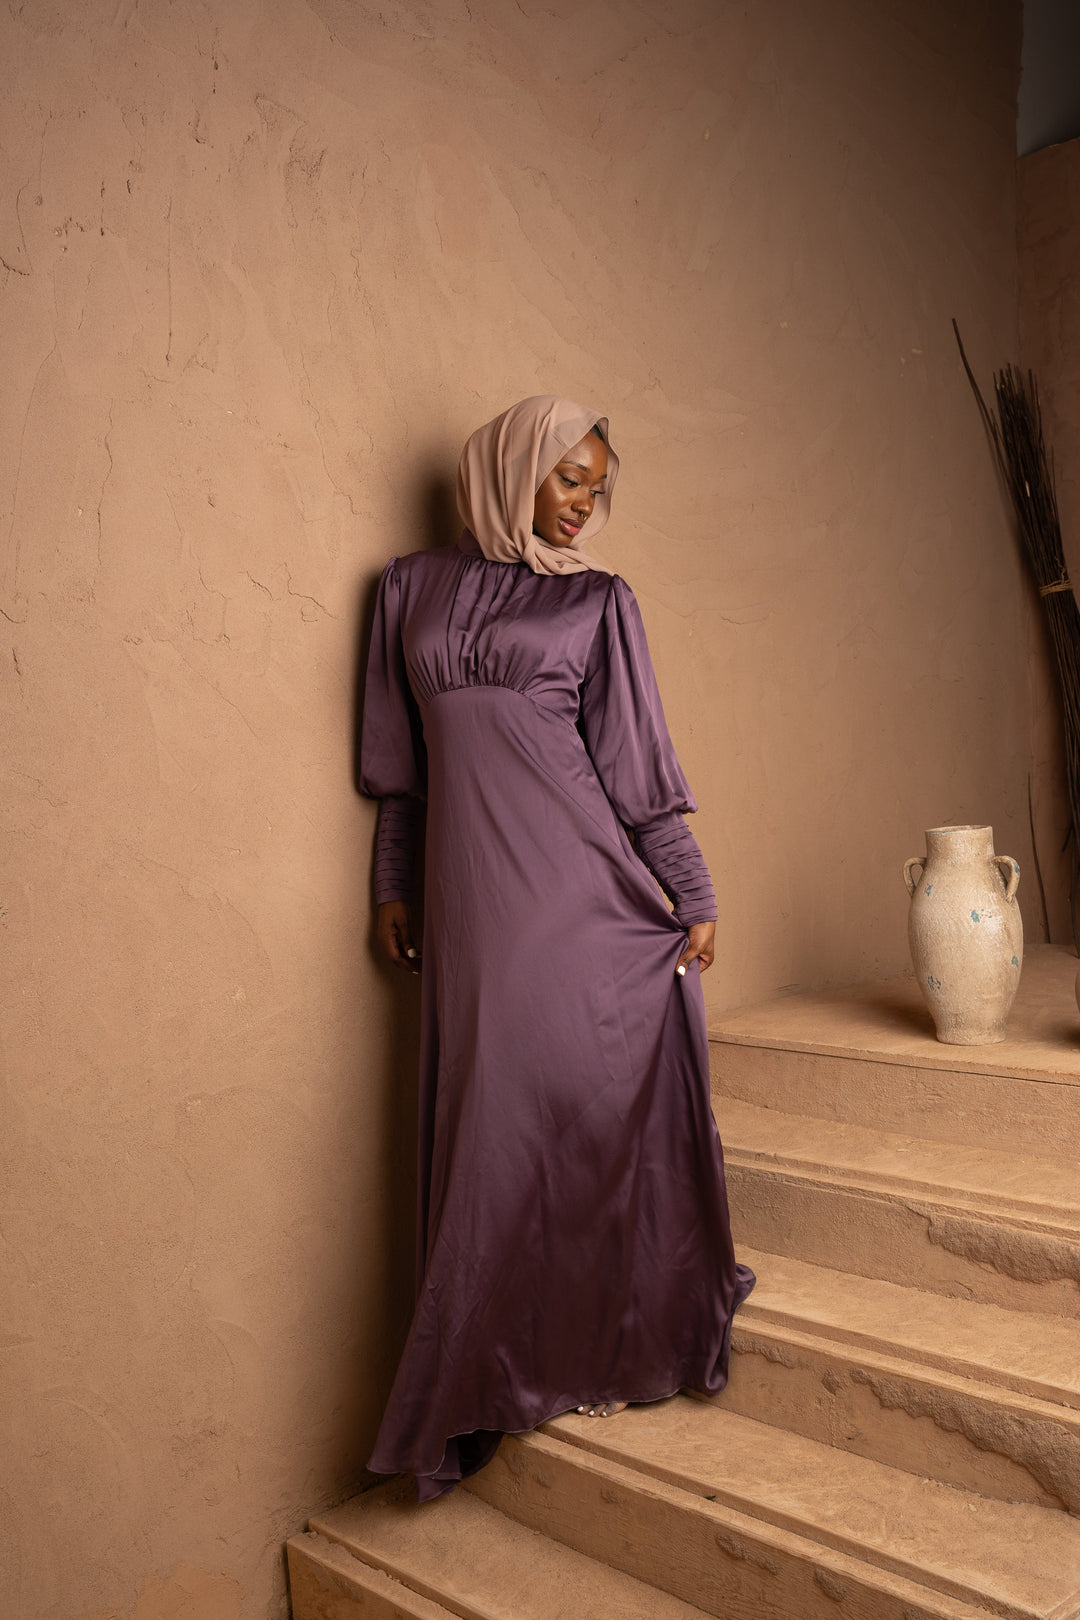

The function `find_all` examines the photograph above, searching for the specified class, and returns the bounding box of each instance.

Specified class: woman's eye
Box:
[560,475,579,489]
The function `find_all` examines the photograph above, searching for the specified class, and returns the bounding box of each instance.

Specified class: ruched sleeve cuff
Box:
[373,793,425,906]
[632,810,718,929]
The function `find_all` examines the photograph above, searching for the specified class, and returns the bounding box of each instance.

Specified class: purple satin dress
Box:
[359,531,755,1498]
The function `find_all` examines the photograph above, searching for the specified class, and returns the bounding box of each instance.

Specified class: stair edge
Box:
[287,1529,458,1620]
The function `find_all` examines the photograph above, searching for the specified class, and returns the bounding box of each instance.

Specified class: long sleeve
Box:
[358,559,427,905]
[580,576,718,928]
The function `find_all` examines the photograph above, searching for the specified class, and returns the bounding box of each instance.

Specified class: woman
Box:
[359,395,755,1500]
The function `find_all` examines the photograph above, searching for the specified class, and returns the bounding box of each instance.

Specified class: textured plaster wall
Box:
[1018,137,1080,945]
[1020,140,1080,583]
[1,1,1027,1617]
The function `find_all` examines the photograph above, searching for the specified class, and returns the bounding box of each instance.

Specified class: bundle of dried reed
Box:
[953,319,1079,946]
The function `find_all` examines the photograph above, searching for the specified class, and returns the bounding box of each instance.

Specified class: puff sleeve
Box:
[580,576,718,929]
[358,559,427,906]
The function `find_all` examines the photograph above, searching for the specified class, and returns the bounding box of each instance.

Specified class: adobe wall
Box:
[1,2,1025,1615]
[1019,135,1080,943]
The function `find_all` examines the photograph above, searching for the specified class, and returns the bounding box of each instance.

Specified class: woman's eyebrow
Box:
[563,459,607,481]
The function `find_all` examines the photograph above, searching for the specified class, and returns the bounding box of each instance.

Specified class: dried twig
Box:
[954,319,1080,948]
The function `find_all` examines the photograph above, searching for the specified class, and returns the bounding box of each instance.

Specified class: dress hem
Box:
[368,1258,757,1494]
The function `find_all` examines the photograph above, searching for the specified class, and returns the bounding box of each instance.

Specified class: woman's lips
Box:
[559,517,582,537]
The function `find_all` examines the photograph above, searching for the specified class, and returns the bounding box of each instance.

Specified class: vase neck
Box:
[925,824,994,862]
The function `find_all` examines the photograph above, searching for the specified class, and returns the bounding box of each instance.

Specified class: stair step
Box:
[738,1247,1080,1406]
[721,1096,1080,1220]
[725,1248,1080,1510]
[487,1396,1080,1620]
[301,1478,713,1620]
[718,1098,1080,1314]
[289,1528,457,1618]
[514,1393,1080,1620]
[708,945,1080,1160]
[467,1436,999,1620]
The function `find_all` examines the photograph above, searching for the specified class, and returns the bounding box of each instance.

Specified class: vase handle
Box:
[903,857,925,897]
[995,855,1020,903]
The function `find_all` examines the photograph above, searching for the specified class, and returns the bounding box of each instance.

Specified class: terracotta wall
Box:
[1019,137,1080,940]
[2,1,1026,1616]
[1020,139,1080,547]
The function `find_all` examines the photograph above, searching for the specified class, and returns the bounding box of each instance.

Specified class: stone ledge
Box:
[708,944,1080,1086]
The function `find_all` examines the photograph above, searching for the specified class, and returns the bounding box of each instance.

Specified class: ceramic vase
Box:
[903,824,1022,1045]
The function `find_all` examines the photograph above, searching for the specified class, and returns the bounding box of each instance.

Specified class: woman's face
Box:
[532,430,609,548]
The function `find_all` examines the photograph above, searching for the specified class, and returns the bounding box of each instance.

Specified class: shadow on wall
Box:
[352,459,457,787]
[419,468,461,560]
[346,462,457,1488]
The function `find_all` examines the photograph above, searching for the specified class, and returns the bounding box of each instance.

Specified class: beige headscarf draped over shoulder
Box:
[456,395,620,576]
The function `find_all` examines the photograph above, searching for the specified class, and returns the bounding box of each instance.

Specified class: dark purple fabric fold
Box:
[358,540,754,1498]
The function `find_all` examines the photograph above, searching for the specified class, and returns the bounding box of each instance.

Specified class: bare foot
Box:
[575,1401,628,1418]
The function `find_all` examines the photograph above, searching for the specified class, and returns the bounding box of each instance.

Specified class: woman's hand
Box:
[377,901,422,973]
[677,920,715,976]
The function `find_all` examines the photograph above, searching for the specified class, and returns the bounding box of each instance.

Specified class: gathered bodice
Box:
[393,540,610,726]
[358,534,718,929]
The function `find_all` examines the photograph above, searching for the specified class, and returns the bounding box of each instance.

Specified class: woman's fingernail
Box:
[676,963,686,976]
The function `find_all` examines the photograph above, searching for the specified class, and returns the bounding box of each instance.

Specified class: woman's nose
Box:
[573,490,593,516]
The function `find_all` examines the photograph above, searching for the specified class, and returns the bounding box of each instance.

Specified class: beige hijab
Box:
[456,395,620,576]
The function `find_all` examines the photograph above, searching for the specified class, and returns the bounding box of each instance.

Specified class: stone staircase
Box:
[288,946,1080,1620]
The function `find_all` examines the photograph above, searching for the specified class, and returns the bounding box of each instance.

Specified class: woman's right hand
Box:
[377,901,421,972]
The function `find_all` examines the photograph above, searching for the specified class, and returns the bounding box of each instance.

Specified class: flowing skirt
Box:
[367,685,755,1496]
